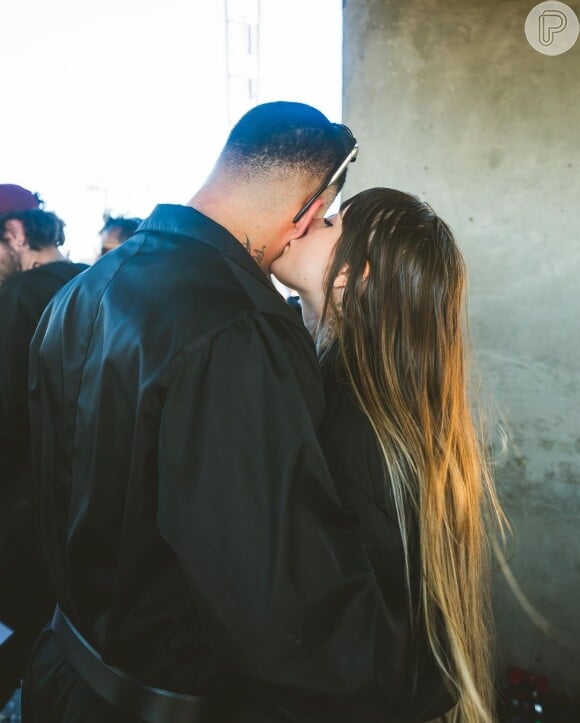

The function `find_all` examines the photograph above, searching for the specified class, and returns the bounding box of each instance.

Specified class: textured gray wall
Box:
[343,0,580,696]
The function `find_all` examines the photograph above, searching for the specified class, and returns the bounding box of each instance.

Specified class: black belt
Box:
[51,605,206,723]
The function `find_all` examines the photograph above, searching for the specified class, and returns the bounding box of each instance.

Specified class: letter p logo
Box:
[525,2,579,55]
[539,10,567,45]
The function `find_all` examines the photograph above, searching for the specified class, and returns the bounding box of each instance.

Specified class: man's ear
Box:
[291,197,326,239]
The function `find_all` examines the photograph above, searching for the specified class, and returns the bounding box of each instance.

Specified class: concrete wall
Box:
[343,0,580,696]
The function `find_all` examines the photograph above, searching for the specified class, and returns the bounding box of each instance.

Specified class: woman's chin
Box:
[271,271,290,288]
[270,261,288,286]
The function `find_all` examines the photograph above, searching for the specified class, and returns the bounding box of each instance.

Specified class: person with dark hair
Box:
[22,102,391,723]
[0,209,87,708]
[0,210,67,285]
[99,214,142,256]
[272,188,508,723]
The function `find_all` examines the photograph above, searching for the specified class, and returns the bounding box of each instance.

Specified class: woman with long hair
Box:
[272,188,507,722]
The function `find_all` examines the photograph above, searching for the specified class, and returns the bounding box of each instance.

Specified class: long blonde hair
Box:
[320,188,508,722]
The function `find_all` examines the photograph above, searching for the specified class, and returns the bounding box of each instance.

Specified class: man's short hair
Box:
[2,209,65,250]
[218,101,354,194]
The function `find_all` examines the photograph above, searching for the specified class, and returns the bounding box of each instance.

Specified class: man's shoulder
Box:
[43,246,315,371]
[103,233,307,339]
[133,204,305,326]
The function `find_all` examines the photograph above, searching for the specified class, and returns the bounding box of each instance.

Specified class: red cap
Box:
[0,184,41,214]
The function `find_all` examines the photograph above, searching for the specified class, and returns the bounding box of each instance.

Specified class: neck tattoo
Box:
[252,245,266,265]
[244,235,266,267]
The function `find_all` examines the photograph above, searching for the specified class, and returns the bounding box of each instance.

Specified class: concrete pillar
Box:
[343,0,580,696]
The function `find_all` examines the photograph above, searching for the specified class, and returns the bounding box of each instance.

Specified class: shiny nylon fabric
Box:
[25,206,391,721]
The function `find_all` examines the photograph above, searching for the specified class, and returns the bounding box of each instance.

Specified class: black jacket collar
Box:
[138,204,275,293]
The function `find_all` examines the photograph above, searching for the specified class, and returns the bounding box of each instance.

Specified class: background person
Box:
[99,213,142,256]
[1,210,70,285]
[0,209,87,709]
[272,187,508,723]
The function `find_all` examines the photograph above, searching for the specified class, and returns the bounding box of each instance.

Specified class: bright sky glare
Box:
[0,0,342,262]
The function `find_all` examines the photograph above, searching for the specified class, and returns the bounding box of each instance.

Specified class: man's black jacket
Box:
[26,205,391,722]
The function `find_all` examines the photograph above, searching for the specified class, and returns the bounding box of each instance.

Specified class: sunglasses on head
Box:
[292,126,359,224]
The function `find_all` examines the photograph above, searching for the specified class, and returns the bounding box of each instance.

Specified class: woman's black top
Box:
[318,344,455,722]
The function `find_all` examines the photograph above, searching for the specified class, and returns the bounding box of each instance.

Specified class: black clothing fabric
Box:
[22,627,148,723]
[0,262,88,483]
[23,206,390,722]
[0,261,87,707]
[318,346,455,722]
